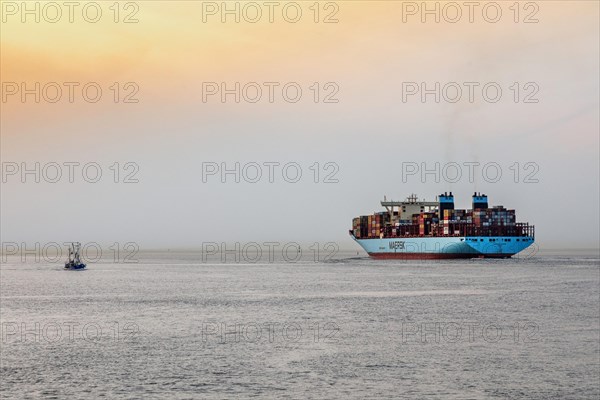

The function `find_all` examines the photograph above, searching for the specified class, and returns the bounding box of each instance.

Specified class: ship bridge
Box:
[381,194,439,222]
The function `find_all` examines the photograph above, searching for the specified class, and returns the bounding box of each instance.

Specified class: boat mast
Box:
[74,242,81,264]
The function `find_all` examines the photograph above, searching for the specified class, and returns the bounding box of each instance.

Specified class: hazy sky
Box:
[1,1,598,250]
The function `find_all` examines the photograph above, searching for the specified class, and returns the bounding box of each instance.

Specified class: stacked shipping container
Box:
[352,195,526,239]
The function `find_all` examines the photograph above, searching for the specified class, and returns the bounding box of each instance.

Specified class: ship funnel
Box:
[439,192,455,218]
[472,192,488,210]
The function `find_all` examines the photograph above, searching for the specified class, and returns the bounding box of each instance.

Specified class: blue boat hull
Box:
[64,263,86,270]
[352,236,535,259]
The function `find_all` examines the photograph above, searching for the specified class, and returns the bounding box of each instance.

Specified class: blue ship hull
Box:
[64,262,86,270]
[352,236,534,259]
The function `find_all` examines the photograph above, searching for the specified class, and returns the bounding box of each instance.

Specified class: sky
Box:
[1,1,599,250]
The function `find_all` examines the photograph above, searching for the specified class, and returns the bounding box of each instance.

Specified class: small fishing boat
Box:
[64,242,86,270]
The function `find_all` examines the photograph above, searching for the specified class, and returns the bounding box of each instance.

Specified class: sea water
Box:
[1,251,599,399]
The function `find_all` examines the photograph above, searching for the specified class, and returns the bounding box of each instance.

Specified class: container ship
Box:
[349,192,535,259]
